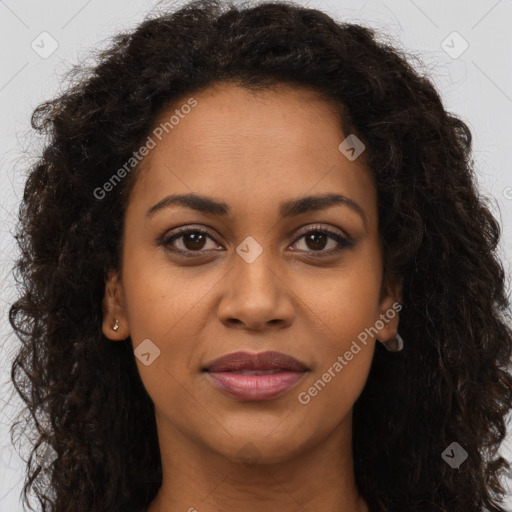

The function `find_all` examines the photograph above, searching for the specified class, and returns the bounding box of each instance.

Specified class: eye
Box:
[158,223,354,258]
[159,225,222,257]
[290,224,354,257]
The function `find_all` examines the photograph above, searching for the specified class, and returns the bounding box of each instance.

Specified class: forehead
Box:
[129,82,376,224]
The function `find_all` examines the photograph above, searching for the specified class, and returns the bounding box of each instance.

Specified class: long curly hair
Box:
[8,1,512,511]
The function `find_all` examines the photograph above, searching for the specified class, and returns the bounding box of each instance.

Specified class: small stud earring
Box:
[112,318,119,332]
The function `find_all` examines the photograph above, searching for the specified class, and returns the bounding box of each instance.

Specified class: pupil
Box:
[185,233,206,250]
[307,233,327,250]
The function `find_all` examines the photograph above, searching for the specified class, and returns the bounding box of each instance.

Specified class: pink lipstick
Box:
[203,350,308,401]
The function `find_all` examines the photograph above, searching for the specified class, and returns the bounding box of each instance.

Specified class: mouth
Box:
[202,351,308,401]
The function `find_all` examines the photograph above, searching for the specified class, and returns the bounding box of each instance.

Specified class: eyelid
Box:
[292,223,352,243]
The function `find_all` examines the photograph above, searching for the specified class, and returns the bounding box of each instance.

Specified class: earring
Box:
[379,332,404,352]
[112,318,119,332]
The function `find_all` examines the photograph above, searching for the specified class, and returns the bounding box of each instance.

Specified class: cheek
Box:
[120,252,213,394]
[121,248,212,342]
[300,251,382,352]
[295,276,378,429]
[293,250,381,415]
[296,345,373,444]
[121,265,205,418]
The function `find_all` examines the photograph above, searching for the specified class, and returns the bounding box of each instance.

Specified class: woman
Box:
[8,0,512,511]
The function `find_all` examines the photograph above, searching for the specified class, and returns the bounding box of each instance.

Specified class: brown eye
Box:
[290,226,354,257]
[159,224,354,258]
[179,232,208,251]
[161,227,222,255]
[303,232,329,251]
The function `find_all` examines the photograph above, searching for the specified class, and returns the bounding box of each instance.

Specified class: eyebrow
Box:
[146,192,368,230]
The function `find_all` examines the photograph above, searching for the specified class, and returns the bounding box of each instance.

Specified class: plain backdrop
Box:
[1,0,511,510]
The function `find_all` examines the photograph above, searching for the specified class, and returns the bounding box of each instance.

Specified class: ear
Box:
[374,272,403,343]
[102,269,130,341]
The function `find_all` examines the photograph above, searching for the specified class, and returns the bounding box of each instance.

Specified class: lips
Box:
[203,351,308,401]
[204,351,308,373]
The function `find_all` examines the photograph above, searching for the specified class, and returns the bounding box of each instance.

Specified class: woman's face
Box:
[103,82,400,464]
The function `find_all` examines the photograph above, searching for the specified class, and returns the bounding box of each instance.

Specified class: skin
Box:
[102,81,402,512]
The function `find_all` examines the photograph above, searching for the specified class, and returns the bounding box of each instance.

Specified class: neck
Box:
[147,411,368,512]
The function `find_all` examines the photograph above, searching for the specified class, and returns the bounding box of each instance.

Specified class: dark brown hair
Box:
[9,1,512,511]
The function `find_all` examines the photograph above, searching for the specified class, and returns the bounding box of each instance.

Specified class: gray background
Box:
[1,0,511,510]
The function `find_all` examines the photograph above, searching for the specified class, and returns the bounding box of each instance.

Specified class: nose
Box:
[217,248,295,332]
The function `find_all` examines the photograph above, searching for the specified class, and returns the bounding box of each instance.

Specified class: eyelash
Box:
[158,224,354,258]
